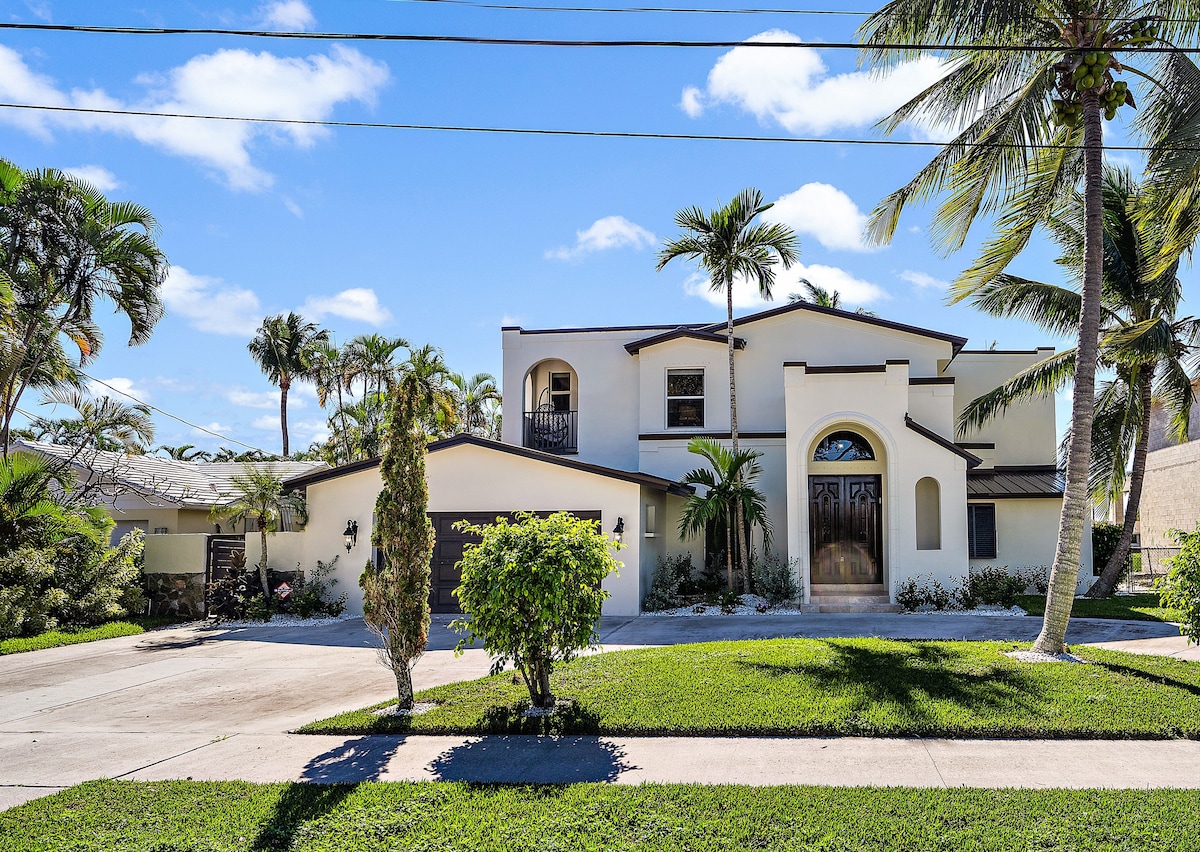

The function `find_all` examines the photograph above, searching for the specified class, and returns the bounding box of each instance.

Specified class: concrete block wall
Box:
[1140,441,1200,546]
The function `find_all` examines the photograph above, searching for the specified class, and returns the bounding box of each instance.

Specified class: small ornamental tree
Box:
[1158,524,1200,645]
[451,511,621,709]
[360,373,434,710]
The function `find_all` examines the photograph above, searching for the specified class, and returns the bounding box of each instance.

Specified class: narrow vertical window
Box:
[549,372,571,411]
[666,368,705,428]
[967,503,997,559]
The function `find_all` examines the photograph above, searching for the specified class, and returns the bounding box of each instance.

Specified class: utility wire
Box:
[0,22,1190,52]
[77,372,271,453]
[0,102,1182,152]
[395,0,871,14]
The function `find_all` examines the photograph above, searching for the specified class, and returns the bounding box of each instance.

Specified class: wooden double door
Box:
[809,475,883,585]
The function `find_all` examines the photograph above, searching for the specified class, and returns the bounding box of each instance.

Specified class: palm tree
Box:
[247,313,330,457]
[658,188,800,456]
[858,3,1200,655]
[449,372,502,437]
[0,452,77,550]
[208,465,303,615]
[402,344,457,437]
[0,161,167,452]
[154,444,211,462]
[23,389,155,453]
[958,166,1199,599]
[787,281,879,316]
[678,436,772,593]
[344,334,408,402]
[308,340,354,463]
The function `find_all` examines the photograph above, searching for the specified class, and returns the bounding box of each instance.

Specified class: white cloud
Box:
[87,377,149,403]
[546,216,658,261]
[62,165,121,192]
[300,287,392,325]
[228,387,306,410]
[194,422,231,436]
[257,0,316,31]
[282,196,304,218]
[0,43,389,190]
[899,269,950,292]
[250,414,327,444]
[251,415,280,431]
[764,183,874,252]
[683,262,889,311]
[162,266,263,335]
[683,29,947,136]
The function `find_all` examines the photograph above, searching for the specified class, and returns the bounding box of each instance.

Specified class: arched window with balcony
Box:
[522,359,579,454]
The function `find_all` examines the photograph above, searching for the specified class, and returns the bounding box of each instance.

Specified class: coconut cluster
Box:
[1050,16,1161,128]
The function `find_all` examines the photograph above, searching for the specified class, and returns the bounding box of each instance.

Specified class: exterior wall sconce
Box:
[612,517,624,544]
[344,520,359,552]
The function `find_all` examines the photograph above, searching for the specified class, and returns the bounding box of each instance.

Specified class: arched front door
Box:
[808,431,884,585]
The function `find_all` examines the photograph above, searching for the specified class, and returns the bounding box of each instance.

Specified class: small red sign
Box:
[274,582,293,600]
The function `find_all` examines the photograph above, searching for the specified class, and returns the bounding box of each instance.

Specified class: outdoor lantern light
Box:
[613,517,624,543]
[343,520,359,552]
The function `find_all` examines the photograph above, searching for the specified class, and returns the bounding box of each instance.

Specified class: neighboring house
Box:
[1137,382,1200,548]
[287,301,1088,617]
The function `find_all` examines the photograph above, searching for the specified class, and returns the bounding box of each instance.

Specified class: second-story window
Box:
[550,372,571,411]
[667,368,704,428]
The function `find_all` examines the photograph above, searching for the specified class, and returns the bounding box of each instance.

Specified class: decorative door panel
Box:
[809,475,882,584]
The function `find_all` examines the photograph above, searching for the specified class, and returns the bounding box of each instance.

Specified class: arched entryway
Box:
[808,428,885,586]
[522,358,578,454]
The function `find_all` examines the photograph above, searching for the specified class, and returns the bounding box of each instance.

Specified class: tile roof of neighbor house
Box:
[14,439,326,509]
[966,466,1066,499]
[282,434,696,497]
[507,301,969,353]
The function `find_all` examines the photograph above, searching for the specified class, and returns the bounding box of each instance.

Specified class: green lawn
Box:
[3,780,1198,852]
[301,638,1200,739]
[1015,593,1185,623]
[0,617,180,656]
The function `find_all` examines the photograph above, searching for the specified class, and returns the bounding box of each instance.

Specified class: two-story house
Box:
[286,300,1088,616]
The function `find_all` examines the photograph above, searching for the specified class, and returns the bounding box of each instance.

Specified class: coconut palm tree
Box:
[449,371,502,437]
[858,2,1200,654]
[247,313,330,457]
[0,161,167,452]
[787,281,878,317]
[958,166,1199,599]
[208,465,303,616]
[658,188,799,456]
[678,436,772,593]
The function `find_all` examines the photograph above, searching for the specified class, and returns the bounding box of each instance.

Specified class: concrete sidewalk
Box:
[3,732,1198,801]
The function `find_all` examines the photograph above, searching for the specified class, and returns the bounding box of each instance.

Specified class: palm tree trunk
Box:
[725,502,734,592]
[258,524,271,619]
[726,277,739,455]
[1034,88,1105,655]
[738,515,751,594]
[1086,365,1154,598]
[280,378,290,457]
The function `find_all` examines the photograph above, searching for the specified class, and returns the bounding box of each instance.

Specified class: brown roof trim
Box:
[787,363,888,374]
[286,436,695,497]
[968,492,1065,500]
[506,323,708,335]
[624,327,746,355]
[972,464,1060,474]
[957,348,1054,355]
[910,376,955,386]
[639,431,786,441]
[701,300,968,353]
[957,442,995,450]
[904,415,983,468]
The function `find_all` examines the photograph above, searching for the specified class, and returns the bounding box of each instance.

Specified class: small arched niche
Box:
[915,477,941,551]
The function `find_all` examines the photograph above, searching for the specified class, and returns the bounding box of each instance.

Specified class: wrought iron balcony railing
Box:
[523,409,578,454]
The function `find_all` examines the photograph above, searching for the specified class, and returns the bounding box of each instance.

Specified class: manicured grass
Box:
[3,780,1199,852]
[1015,593,1185,623]
[301,638,1200,739]
[0,617,180,656]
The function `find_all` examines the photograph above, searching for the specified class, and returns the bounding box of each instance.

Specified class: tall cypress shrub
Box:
[360,373,434,710]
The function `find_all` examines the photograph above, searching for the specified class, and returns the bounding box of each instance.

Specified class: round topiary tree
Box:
[452,511,621,709]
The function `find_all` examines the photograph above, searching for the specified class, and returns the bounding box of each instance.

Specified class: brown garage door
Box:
[427,511,602,614]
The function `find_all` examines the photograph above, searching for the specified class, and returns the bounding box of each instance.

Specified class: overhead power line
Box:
[78,372,271,453]
[0,102,1182,152]
[0,21,1191,52]
[396,0,871,13]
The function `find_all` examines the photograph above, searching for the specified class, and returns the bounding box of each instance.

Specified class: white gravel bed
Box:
[903,605,1029,617]
[372,702,438,717]
[1005,649,1088,664]
[200,613,357,630]
[646,594,804,617]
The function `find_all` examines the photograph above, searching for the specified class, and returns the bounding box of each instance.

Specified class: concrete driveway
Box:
[0,611,1195,810]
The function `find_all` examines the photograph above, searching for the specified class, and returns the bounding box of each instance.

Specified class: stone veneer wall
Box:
[1140,441,1200,547]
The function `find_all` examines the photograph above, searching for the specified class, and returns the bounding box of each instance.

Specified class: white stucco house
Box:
[285,300,1089,617]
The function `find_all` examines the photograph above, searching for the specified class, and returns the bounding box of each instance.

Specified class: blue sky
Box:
[3,0,1190,455]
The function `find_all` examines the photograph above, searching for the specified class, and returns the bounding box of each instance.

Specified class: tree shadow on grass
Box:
[251,736,403,851]
[1088,659,1200,700]
[426,734,635,783]
[735,640,1046,732]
